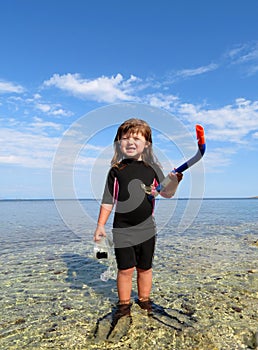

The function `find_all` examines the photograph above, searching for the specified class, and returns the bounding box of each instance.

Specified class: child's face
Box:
[119,131,148,160]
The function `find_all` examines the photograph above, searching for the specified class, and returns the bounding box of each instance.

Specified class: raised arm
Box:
[159,172,183,198]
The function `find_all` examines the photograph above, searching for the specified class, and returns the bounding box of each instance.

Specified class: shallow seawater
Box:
[0,199,258,349]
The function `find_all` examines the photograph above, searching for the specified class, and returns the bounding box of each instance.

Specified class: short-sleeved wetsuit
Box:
[102,158,165,270]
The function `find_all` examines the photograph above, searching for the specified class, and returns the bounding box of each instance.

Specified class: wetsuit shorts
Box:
[114,235,156,270]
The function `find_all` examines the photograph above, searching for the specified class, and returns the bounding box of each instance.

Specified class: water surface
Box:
[0,199,258,349]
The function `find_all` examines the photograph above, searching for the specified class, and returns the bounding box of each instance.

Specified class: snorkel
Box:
[174,124,206,172]
[142,124,206,199]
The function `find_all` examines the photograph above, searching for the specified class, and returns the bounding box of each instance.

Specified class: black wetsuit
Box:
[102,159,165,251]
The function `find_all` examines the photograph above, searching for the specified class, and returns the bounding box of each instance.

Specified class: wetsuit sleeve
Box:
[101,168,116,205]
[152,163,165,183]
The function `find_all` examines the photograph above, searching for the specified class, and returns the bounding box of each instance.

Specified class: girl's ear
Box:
[145,141,150,148]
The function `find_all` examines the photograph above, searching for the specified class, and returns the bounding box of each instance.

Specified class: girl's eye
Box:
[134,137,144,142]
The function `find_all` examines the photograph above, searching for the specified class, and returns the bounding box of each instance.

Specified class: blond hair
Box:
[111,118,161,167]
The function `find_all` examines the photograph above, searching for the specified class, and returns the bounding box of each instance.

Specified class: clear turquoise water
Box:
[0,199,258,349]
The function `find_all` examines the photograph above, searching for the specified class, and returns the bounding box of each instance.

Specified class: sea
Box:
[0,198,258,350]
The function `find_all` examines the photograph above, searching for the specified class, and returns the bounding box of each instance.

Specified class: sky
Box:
[0,0,258,199]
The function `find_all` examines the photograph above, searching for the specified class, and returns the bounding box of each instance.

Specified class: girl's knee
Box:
[118,267,135,277]
[136,267,152,275]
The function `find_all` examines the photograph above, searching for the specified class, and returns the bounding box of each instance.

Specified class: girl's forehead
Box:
[122,129,144,136]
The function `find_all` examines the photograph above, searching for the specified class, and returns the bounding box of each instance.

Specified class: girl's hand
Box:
[93,225,107,242]
[168,171,183,183]
[175,171,183,183]
[161,171,183,198]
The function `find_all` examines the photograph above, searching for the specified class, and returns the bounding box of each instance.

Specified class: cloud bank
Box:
[1,41,258,174]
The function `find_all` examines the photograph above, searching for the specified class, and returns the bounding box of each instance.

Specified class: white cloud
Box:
[31,117,62,131]
[0,128,59,168]
[226,42,258,76]
[175,63,218,78]
[35,103,51,113]
[2,92,73,118]
[144,93,179,110]
[43,73,139,103]
[51,108,73,116]
[227,42,258,65]
[0,80,25,94]
[177,98,258,143]
[35,102,73,117]
[1,61,258,178]
[0,117,105,170]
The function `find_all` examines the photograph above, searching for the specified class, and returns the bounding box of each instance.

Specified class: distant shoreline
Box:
[0,197,257,202]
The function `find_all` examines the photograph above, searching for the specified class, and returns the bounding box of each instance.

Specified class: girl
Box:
[93,118,183,320]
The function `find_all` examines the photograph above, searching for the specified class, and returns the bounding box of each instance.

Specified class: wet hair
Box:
[111,118,161,167]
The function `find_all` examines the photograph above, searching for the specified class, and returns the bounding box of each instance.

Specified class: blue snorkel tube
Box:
[142,125,206,199]
[172,124,206,173]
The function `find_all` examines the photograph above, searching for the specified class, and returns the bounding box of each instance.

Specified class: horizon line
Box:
[1,196,257,201]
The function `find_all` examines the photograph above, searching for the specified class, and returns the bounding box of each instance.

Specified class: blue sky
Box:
[1,0,258,199]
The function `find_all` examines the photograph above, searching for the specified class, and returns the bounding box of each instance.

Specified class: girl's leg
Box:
[136,267,152,301]
[117,267,135,303]
[136,267,153,315]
